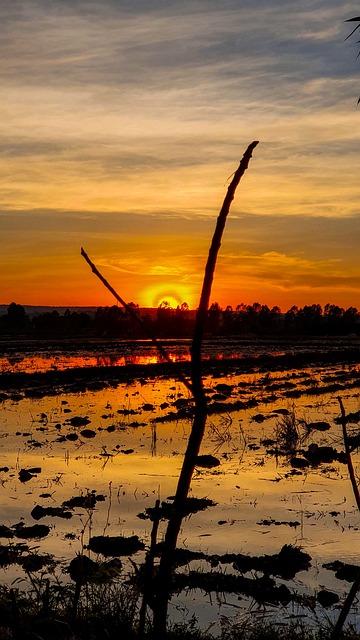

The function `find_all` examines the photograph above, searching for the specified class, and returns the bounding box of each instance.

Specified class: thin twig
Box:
[80,247,192,394]
[139,499,161,638]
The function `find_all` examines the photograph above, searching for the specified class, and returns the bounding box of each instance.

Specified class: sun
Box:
[156,295,182,309]
[141,285,195,309]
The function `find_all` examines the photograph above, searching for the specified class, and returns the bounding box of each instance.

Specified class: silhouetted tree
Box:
[222,305,235,333]
[206,302,222,333]
[297,304,323,335]
[172,302,192,336]
[343,306,360,334]
[324,303,345,335]
[268,305,282,333]
[94,305,126,337]
[284,305,299,334]
[32,310,61,336]
[0,302,30,335]
[156,301,173,336]
[244,302,262,333]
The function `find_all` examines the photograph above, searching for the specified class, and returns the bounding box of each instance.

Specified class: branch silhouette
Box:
[330,397,360,640]
[152,140,259,637]
[80,248,192,393]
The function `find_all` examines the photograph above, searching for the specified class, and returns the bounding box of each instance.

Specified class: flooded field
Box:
[1,338,360,631]
[1,336,359,373]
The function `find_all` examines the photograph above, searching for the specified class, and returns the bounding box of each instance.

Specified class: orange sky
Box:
[1,2,360,312]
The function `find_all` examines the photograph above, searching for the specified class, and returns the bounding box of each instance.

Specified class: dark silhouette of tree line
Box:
[1,300,360,338]
[210,302,360,336]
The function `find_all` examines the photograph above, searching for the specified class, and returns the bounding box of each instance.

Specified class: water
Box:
[1,340,360,630]
[1,336,359,373]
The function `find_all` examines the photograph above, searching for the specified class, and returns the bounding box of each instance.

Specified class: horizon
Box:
[1,298,360,314]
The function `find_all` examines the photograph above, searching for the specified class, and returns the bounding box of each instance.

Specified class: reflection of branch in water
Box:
[151,425,157,457]
[100,446,121,471]
[102,481,112,537]
[138,498,161,638]
[330,397,360,640]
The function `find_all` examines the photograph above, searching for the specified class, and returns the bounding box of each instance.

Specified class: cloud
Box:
[1,0,359,307]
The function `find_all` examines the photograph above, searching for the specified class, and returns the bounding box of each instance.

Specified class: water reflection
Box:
[1,350,189,374]
[0,372,358,564]
[1,336,359,374]
[1,367,360,631]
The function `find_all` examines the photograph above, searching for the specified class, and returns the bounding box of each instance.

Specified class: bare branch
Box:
[153,141,259,637]
[80,247,193,394]
[191,140,259,392]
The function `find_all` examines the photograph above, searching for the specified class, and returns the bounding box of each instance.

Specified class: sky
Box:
[1,0,359,311]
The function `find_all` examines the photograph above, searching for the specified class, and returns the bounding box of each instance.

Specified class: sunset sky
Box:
[1,0,359,311]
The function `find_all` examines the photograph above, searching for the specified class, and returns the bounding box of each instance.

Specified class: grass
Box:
[275,409,300,453]
[1,573,360,640]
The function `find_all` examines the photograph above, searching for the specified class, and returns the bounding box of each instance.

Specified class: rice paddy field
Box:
[1,336,360,634]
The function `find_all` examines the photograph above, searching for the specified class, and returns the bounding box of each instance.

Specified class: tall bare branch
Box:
[152,141,259,638]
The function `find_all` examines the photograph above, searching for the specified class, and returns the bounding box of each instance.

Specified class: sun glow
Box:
[141,285,196,309]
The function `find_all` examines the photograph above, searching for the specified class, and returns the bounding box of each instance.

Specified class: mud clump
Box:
[88,535,144,557]
[13,523,50,539]
[21,553,55,572]
[317,589,340,607]
[66,416,90,427]
[63,492,106,510]
[68,554,122,584]
[19,467,41,482]
[0,525,13,538]
[138,497,217,521]
[31,505,73,520]
[303,444,346,465]
[80,429,96,438]
[227,544,311,580]
[306,421,331,432]
[195,455,220,468]
[66,432,78,441]
[172,571,292,605]
[323,560,360,582]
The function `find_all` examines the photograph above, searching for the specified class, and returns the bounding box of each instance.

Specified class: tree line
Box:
[1,300,360,338]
